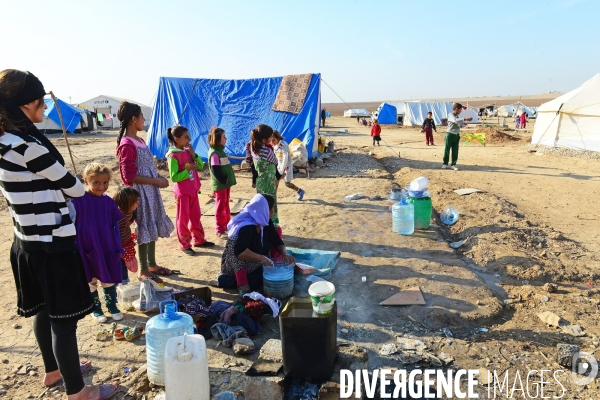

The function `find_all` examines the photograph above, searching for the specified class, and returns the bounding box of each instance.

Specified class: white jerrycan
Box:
[164,333,210,399]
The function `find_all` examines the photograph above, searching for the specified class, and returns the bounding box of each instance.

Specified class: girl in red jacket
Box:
[371,119,381,146]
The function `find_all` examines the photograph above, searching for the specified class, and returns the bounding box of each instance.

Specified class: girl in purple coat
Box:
[73,163,124,323]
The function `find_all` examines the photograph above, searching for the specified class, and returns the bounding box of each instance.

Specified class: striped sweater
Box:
[0,130,85,253]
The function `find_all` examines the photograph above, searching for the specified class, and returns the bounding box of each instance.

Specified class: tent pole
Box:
[49,91,77,174]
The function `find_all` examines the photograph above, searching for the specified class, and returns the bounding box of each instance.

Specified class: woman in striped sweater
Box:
[0,70,118,399]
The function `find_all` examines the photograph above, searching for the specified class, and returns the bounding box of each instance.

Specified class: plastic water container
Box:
[440,206,459,225]
[391,198,414,235]
[407,195,432,230]
[146,300,194,386]
[164,334,209,399]
[263,263,295,298]
[117,283,140,309]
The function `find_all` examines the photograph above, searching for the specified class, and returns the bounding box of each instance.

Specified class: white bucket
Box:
[308,281,336,315]
[409,176,429,191]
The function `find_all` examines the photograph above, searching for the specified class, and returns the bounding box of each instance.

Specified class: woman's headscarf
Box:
[227,194,270,243]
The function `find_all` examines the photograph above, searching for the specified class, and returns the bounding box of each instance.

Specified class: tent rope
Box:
[49,91,77,174]
[320,78,354,111]
[176,79,199,125]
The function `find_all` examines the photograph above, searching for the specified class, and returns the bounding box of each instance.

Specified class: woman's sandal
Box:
[137,273,163,284]
[149,265,181,275]
[98,382,120,399]
[45,361,92,387]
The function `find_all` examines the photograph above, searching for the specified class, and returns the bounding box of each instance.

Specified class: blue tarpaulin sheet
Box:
[287,248,340,279]
[43,98,83,133]
[147,74,321,162]
[377,103,397,124]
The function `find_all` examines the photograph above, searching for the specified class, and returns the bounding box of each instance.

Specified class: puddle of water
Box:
[461,256,507,297]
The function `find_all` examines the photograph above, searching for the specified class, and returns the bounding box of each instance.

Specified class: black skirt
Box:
[10,242,93,321]
[373,136,381,142]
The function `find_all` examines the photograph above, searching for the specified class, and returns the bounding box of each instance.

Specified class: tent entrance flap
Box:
[147,74,321,162]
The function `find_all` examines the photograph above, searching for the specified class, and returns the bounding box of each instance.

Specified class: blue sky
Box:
[1,0,598,105]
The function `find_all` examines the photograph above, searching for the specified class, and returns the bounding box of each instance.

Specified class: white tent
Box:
[77,95,152,130]
[531,73,600,152]
[403,102,454,126]
[343,108,370,117]
[497,105,517,117]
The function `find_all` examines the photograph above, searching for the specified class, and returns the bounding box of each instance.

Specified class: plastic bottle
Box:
[391,197,414,235]
[164,334,209,399]
[440,206,459,225]
[145,300,194,386]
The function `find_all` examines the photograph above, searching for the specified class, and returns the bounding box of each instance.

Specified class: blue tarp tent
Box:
[147,74,321,162]
[42,98,83,133]
[376,103,397,124]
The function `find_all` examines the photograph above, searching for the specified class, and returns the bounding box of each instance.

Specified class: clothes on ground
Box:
[242,297,270,320]
[0,130,85,253]
[117,136,174,245]
[274,140,294,183]
[211,323,248,347]
[209,300,233,316]
[243,292,280,317]
[232,313,261,336]
[445,112,466,135]
[220,306,239,324]
[73,193,123,284]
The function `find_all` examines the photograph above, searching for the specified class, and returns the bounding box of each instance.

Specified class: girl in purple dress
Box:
[73,163,124,323]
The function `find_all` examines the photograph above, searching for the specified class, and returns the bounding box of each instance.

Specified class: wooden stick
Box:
[48,91,77,174]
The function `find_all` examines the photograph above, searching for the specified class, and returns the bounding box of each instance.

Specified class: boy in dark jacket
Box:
[421,112,437,145]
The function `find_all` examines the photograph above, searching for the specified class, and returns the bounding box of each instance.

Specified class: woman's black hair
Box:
[250,124,274,153]
[116,101,142,146]
[167,125,188,145]
[261,194,275,210]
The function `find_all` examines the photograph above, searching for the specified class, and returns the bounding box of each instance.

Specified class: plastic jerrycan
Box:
[164,333,209,399]
[145,300,194,386]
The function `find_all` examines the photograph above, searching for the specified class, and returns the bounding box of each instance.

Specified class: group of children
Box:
[77,102,306,323]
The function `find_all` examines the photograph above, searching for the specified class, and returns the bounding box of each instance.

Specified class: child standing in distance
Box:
[208,127,237,239]
[520,111,527,130]
[116,102,175,281]
[166,125,214,255]
[421,111,437,146]
[272,130,305,201]
[72,163,124,323]
[114,186,141,285]
[251,124,280,224]
[371,119,381,146]
[443,102,473,170]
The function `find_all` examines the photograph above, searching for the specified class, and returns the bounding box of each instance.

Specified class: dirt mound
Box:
[431,190,599,284]
[475,127,521,144]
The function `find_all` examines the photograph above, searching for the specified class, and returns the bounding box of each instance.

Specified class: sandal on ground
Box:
[125,325,145,341]
[113,326,129,340]
[149,265,180,275]
[98,382,119,399]
[45,361,92,387]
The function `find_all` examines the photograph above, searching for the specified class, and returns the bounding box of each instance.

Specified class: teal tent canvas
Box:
[147,74,321,161]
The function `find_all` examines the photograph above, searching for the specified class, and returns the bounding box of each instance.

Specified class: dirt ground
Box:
[0,115,599,399]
